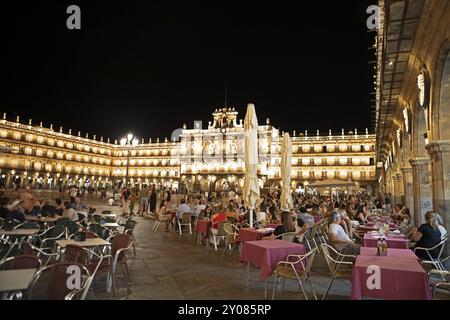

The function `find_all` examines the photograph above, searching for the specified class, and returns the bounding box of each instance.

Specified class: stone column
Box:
[409,158,433,226]
[391,175,399,205]
[396,173,404,205]
[401,167,414,218]
[426,141,450,252]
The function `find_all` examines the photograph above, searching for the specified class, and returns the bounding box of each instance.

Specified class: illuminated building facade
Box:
[0,108,376,193]
[374,0,450,237]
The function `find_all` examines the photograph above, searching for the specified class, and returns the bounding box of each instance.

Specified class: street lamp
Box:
[120,133,139,187]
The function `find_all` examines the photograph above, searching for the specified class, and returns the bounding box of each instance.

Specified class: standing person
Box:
[129,189,139,216]
[164,188,171,204]
[69,186,78,203]
[149,185,157,214]
[121,187,131,217]
[139,185,150,216]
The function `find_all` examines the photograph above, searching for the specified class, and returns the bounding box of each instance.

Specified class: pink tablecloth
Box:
[240,240,305,281]
[313,215,323,224]
[194,220,211,240]
[363,234,408,249]
[237,228,271,242]
[264,224,281,229]
[351,256,432,300]
[359,247,418,260]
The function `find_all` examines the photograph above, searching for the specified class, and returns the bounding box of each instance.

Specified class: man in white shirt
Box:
[328,211,358,254]
[192,199,206,218]
[176,198,193,220]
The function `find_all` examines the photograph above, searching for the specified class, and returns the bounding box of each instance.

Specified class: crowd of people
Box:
[0,186,89,223]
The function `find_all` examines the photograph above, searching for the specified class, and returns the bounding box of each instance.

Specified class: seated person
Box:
[40,200,56,216]
[412,211,443,260]
[6,200,26,222]
[392,203,404,221]
[297,207,315,228]
[355,203,367,225]
[225,204,239,220]
[328,211,358,254]
[210,210,227,235]
[295,217,310,242]
[0,197,9,219]
[436,214,447,240]
[54,199,64,216]
[399,208,411,228]
[263,211,296,241]
[63,201,79,222]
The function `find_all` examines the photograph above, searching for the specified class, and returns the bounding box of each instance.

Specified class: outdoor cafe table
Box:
[363,233,408,249]
[25,215,60,223]
[351,255,432,300]
[236,228,272,243]
[56,238,111,249]
[194,220,211,247]
[0,229,39,236]
[240,240,305,298]
[0,268,37,294]
[102,222,120,230]
[359,247,418,260]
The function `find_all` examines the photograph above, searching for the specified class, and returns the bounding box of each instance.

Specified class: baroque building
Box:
[0,108,376,194]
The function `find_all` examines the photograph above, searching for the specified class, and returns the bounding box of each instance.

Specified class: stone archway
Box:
[427,40,450,248]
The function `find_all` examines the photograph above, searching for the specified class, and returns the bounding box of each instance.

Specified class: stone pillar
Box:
[401,167,414,218]
[426,141,450,252]
[391,176,399,205]
[396,173,404,205]
[409,158,433,226]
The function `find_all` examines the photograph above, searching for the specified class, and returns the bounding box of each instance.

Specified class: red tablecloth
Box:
[359,247,418,260]
[237,228,271,242]
[240,240,305,281]
[194,220,211,240]
[351,255,432,300]
[264,224,281,229]
[313,216,323,224]
[363,234,408,249]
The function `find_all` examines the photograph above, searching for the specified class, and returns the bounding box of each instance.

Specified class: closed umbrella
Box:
[242,103,260,227]
[280,132,293,211]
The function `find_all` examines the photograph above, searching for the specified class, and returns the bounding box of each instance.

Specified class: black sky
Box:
[3,1,376,142]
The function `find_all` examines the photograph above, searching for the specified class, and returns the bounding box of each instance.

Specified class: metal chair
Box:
[428,267,450,298]
[0,254,41,270]
[177,212,192,236]
[275,232,297,242]
[272,248,318,300]
[123,219,137,256]
[210,221,227,251]
[221,223,239,258]
[414,237,448,272]
[28,261,92,300]
[153,213,169,232]
[320,243,355,300]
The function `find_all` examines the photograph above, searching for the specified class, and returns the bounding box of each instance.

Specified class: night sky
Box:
[3,1,376,142]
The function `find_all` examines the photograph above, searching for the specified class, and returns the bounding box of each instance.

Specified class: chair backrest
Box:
[4,218,21,231]
[320,243,337,274]
[56,218,70,226]
[124,219,137,232]
[46,262,88,300]
[181,212,191,224]
[111,234,132,262]
[21,241,35,256]
[64,244,89,265]
[102,210,112,215]
[223,223,237,238]
[51,225,67,238]
[281,232,296,242]
[88,223,110,240]
[216,221,227,237]
[0,254,41,270]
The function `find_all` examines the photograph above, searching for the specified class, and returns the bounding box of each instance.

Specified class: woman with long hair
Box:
[412,211,442,260]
